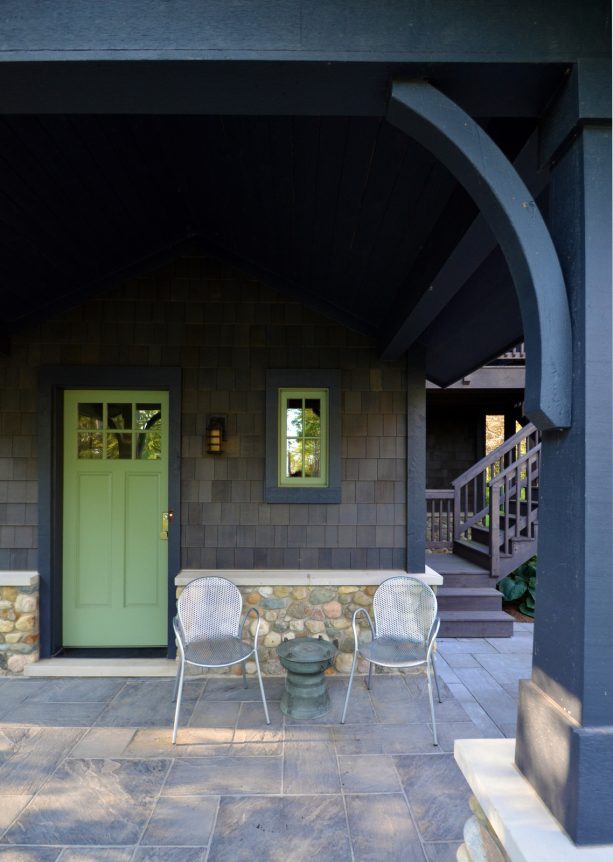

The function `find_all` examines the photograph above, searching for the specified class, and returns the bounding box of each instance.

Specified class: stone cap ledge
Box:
[176,567,443,588]
[0,571,39,588]
[454,738,613,861]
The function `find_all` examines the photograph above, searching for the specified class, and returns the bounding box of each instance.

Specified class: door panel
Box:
[75,472,113,607]
[63,389,169,648]
[124,473,161,606]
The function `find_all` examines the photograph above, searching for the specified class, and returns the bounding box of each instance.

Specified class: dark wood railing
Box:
[451,422,540,545]
[424,422,541,573]
[491,342,526,362]
[489,444,540,578]
[426,490,455,549]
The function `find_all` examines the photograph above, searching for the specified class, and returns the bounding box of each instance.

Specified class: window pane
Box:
[77,432,103,459]
[286,439,303,477]
[286,398,303,437]
[304,440,321,477]
[136,432,162,460]
[136,404,162,431]
[106,432,132,459]
[304,399,321,438]
[107,403,132,430]
[78,403,103,431]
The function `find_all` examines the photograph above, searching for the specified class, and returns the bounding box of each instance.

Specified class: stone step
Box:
[437,587,503,612]
[24,658,177,678]
[438,610,513,638]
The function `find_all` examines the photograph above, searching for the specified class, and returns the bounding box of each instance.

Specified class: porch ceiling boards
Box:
[0,113,532,378]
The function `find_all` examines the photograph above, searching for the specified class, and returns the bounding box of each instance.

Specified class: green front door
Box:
[63,390,169,647]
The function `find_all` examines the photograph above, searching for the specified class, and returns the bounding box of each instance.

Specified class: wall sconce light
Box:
[206,416,226,454]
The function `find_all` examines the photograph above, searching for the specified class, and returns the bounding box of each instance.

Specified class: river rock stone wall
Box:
[0,582,39,675]
[176,583,374,675]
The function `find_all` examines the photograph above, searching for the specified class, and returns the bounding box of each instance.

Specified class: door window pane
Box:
[137,432,162,460]
[107,404,132,430]
[107,432,133,459]
[136,404,162,431]
[78,403,103,431]
[74,400,163,461]
[78,432,103,459]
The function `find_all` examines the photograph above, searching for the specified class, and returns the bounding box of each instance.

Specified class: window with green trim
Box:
[278,389,328,487]
[265,369,340,503]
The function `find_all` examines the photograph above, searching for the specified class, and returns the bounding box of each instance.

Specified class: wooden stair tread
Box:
[439,610,512,622]
[437,587,500,597]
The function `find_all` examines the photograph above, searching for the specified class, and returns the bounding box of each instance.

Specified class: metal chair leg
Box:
[432,652,442,703]
[253,650,270,725]
[341,652,359,724]
[172,657,186,744]
[241,660,248,689]
[367,661,373,691]
[172,655,183,702]
[426,664,438,746]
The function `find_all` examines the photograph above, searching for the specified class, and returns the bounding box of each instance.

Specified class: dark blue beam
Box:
[387,80,572,430]
[0,1,608,61]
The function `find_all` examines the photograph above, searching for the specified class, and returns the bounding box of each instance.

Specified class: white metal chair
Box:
[340,575,442,744]
[172,576,270,743]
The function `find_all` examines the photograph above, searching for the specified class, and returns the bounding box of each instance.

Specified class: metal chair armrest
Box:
[173,614,186,644]
[426,615,440,660]
[241,606,262,648]
[351,607,375,654]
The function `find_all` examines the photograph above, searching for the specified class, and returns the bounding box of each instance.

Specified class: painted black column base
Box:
[515,679,613,846]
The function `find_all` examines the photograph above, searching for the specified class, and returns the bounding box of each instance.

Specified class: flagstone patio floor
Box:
[0,622,533,862]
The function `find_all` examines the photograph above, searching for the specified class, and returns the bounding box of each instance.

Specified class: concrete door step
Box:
[24,658,177,678]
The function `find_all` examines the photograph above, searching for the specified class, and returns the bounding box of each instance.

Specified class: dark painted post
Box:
[406,346,426,572]
[515,62,613,845]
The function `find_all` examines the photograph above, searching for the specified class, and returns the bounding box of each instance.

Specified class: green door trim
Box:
[37,366,182,658]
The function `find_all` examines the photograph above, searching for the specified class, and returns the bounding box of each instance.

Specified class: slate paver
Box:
[140,795,218,846]
[131,849,205,862]
[208,796,352,862]
[346,793,426,862]
[68,727,136,759]
[339,754,401,792]
[95,680,203,728]
[164,755,282,796]
[0,849,61,861]
[394,754,471,841]
[0,727,84,795]
[57,850,134,862]
[6,702,107,727]
[24,679,126,704]
[0,796,33,832]
[423,842,463,861]
[0,623,532,858]
[2,758,170,845]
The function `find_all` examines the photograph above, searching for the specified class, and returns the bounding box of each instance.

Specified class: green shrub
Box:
[497,557,536,617]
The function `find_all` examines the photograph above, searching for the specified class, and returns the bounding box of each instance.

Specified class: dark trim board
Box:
[37,366,182,659]
[0,1,608,63]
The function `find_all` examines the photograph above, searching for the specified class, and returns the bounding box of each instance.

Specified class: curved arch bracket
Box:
[388,80,572,430]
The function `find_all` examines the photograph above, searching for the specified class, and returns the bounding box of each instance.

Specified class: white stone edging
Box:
[455,738,613,862]
[0,571,39,588]
[175,566,443,588]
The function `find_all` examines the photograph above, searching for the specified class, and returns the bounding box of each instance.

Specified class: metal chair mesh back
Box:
[177,577,242,645]
[373,576,437,643]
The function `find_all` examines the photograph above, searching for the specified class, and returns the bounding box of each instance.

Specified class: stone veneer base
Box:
[455,739,613,862]
[0,571,39,675]
[175,568,443,675]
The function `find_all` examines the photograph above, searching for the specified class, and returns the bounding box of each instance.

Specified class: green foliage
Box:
[497,557,536,617]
